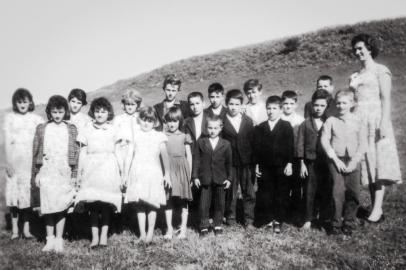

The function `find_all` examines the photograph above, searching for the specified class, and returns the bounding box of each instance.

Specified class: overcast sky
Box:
[0,0,405,108]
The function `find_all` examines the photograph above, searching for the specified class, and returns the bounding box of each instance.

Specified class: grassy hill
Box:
[1,17,406,269]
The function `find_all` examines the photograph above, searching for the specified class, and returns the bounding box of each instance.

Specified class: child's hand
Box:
[223,180,231,189]
[5,165,14,178]
[194,179,201,189]
[163,175,172,189]
[284,163,293,176]
[255,165,262,178]
[300,162,308,179]
[345,160,358,173]
[333,158,347,173]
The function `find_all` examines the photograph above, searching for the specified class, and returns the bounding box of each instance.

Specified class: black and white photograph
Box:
[0,0,405,269]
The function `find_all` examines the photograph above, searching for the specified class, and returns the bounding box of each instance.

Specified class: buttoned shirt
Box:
[193,113,204,140]
[267,118,280,131]
[209,137,219,150]
[321,113,367,163]
[245,101,268,126]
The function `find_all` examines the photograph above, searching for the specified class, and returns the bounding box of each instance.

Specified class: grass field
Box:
[1,18,406,269]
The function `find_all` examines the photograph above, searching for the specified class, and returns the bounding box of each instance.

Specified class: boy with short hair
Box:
[192,115,232,236]
[321,89,367,236]
[243,79,268,126]
[304,75,336,118]
[222,89,256,228]
[183,92,209,143]
[297,89,332,229]
[154,74,191,130]
[253,96,294,233]
[281,90,305,223]
[204,82,227,118]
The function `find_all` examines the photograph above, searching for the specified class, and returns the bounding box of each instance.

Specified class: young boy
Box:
[253,96,294,233]
[281,90,305,223]
[183,92,209,143]
[192,115,232,236]
[154,74,191,130]
[243,79,268,126]
[297,89,332,229]
[222,89,256,228]
[321,89,367,236]
[304,75,336,118]
[204,82,227,118]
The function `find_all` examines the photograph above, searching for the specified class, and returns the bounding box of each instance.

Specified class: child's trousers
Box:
[328,157,360,229]
[258,166,290,224]
[199,184,225,229]
[303,159,332,222]
[225,165,256,225]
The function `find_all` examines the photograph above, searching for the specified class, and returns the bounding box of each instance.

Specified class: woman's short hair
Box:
[68,88,87,105]
[138,106,158,125]
[351,33,379,59]
[121,88,143,104]
[12,88,35,113]
[164,106,184,127]
[88,97,115,121]
[45,95,70,121]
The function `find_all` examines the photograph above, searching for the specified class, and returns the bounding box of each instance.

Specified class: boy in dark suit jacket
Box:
[183,92,209,144]
[154,74,191,131]
[222,89,256,228]
[253,95,294,233]
[204,82,227,118]
[297,89,332,230]
[192,115,232,236]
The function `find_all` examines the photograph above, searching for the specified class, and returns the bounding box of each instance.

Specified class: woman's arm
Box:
[378,71,392,139]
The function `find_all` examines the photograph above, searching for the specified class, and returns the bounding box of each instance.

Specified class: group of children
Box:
[4,74,367,252]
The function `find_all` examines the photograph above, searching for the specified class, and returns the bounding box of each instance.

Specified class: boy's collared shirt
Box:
[245,101,268,126]
[209,137,219,150]
[314,118,323,131]
[211,106,223,116]
[193,113,204,140]
[226,113,242,133]
[321,113,367,163]
[267,117,280,131]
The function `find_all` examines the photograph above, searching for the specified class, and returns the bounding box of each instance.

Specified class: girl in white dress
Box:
[4,88,43,239]
[32,95,79,252]
[126,106,171,243]
[68,88,91,133]
[75,97,126,248]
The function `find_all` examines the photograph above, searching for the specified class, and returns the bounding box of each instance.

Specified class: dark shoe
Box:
[99,244,107,249]
[226,219,237,226]
[213,227,223,235]
[327,227,341,236]
[199,228,209,237]
[366,215,385,224]
[342,225,353,236]
[273,222,282,234]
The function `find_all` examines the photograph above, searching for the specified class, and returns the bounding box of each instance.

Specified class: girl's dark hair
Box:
[311,89,331,104]
[88,97,114,121]
[68,88,87,105]
[12,88,35,113]
[351,33,379,59]
[164,106,184,127]
[138,106,158,125]
[243,79,262,93]
[45,95,70,121]
[225,89,244,104]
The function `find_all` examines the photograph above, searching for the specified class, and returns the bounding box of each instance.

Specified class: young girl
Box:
[163,107,193,239]
[32,95,78,252]
[126,106,171,243]
[114,88,143,182]
[4,88,43,239]
[68,88,91,132]
[75,97,125,248]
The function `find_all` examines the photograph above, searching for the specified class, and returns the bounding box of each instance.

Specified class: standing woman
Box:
[349,34,402,223]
